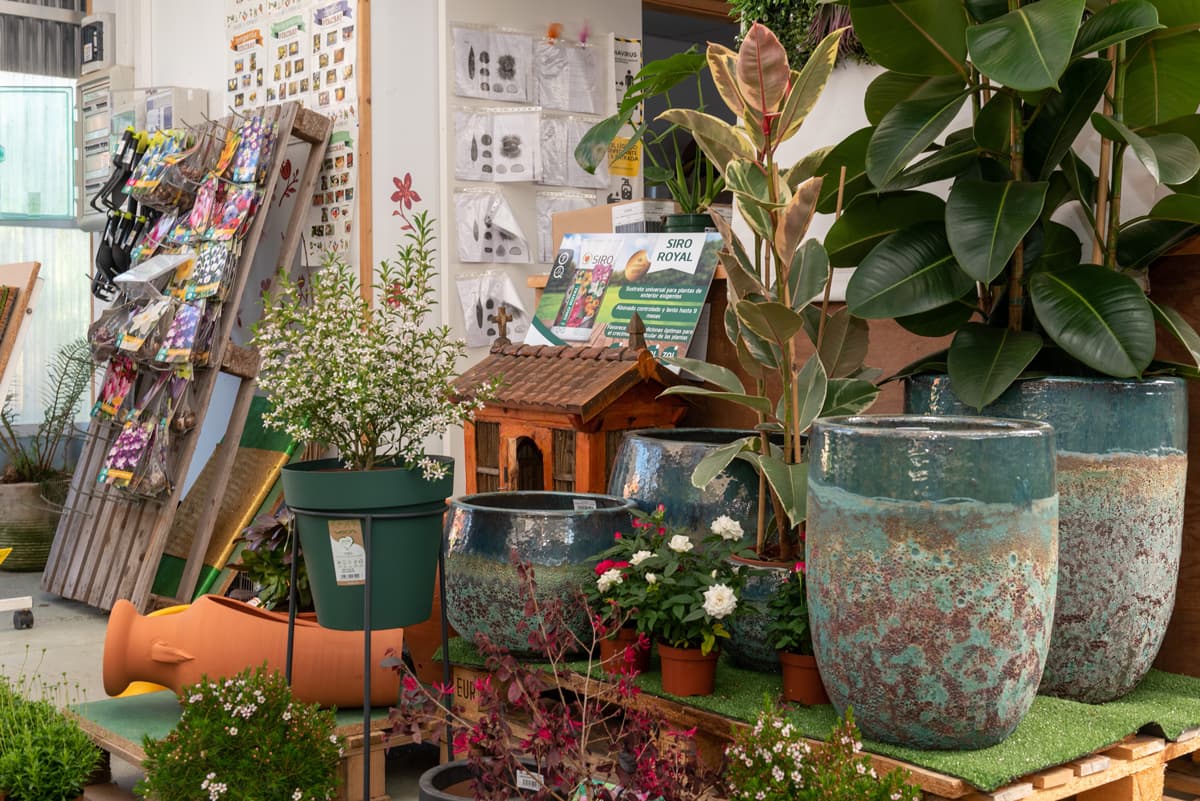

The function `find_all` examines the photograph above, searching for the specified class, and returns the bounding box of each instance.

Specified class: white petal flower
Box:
[702,583,738,619]
[629,550,653,566]
[711,514,744,541]
[667,534,694,553]
[645,572,657,585]
[596,568,624,593]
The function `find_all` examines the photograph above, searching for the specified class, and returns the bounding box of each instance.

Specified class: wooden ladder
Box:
[42,101,331,612]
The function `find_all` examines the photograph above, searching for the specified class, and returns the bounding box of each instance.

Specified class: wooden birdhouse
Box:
[453,316,686,494]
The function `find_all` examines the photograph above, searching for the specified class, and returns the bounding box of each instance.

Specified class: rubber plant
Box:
[653,24,879,558]
[575,49,725,214]
[822,0,1200,409]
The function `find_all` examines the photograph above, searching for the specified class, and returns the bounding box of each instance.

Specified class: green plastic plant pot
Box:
[280,456,454,631]
[662,213,714,233]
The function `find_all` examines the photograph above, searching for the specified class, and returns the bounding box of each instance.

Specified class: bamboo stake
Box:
[1093,45,1117,264]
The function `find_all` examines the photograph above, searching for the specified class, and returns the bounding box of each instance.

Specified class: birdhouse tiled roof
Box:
[454,343,681,422]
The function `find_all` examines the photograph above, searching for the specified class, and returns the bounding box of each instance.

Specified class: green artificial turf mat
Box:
[441,639,1200,792]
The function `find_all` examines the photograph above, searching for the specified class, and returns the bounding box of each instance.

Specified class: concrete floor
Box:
[0,571,437,801]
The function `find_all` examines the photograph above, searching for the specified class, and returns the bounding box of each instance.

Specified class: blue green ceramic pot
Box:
[724,558,790,672]
[807,416,1058,750]
[607,429,761,547]
[906,375,1188,703]
[444,492,635,655]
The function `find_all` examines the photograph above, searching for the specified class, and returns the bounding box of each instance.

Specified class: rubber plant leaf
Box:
[816,127,874,213]
[660,385,773,416]
[736,300,809,348]
[946,323,1044,409]
[846,221,976,318]
[1148,193,1200,224]
[1028,265,1156,377]
[1072,0,1162,57]
[656,109,756,173]
[707,43,746,118]
[965,0,1086,91]
[945,179,1049,283]
[1024,58,1113,180]
[821,378,881,417]
[825,191,946,268]
[864,72,967,126]
[816,307,871,379]
[866,91,971,187]
[787,239,831,312]
[1150,300,1200,369]
[896,293,977,337]
[690,435,756,489]
[1123,18,1200,127]
[849,0,969,78]
[777,29,843,141]
[756,454,808,531]
[774,176,823,268]
[660,356,746,394]
[1091,113,1200,185]
[736,22,791,115]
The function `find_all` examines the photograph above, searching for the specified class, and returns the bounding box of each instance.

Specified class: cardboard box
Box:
[550,199,679,255]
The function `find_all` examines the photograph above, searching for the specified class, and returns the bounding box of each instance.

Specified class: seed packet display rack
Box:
[43,101,332,613]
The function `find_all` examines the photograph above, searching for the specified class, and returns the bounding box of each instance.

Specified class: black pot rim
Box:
[418,758,540,801]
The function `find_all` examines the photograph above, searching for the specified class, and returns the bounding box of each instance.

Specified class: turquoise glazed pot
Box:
[807,416,1058,750]
[906,375,1188,703]
[444,492,635,655]
[724,558,790,672]
[281,457,453,632]
[607,429,761,547]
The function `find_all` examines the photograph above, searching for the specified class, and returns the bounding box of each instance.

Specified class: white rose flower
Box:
[645,572,658,584]
[702,583,738,619]
[711,514,744,541]
[596,568,624,593]
[667,534,694,553]
[711,569,718,578]
[629,550,653,566]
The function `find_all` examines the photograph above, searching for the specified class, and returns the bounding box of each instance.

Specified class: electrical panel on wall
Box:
[81,13,116,75]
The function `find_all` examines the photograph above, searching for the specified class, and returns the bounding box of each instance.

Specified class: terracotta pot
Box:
[658,643,718,697]
[598,627,650,674]
[779,652,829,706]
[103,595,404,708]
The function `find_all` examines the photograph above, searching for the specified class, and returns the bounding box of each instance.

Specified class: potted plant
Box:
[254,211,494,632]
[0,668,102,801]
[640,24,878,670]
[768,559,828,706]
[231,504,311,611]
[136,665,342,801]
[575,49,726,232]
[0,339,92,572]
[827,0,1200,704]
[724,703,921,801]
[389,555,723,801]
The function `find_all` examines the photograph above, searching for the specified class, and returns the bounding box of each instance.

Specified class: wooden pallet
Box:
[42,101,331,613]
[447,662,1200,801]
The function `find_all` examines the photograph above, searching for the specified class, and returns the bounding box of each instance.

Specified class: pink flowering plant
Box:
[592,507,750,655]
[387,555,723,801]
[768,561,812,656]
[137,665,342,801]
[583,505,670,634]
[725,704,919,801]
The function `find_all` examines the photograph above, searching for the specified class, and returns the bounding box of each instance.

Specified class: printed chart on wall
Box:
[224,0,360,263]
[526,232,720,360]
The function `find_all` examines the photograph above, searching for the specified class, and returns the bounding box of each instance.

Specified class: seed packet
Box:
[185,175,221,236]
[214,128,242,177]
[99,420,154,488]
[92,355,138,420]
[189,243,233,299]
[88,303,135,362]
[231,116,267,183]
[208,186,257,241]
[129,212,177,265]
[155,300,205,364]
[115,253,193,300]
[117,297,173,359]
[192,305,220,367]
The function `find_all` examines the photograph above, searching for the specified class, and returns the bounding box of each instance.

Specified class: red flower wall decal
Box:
[391,172,422,230]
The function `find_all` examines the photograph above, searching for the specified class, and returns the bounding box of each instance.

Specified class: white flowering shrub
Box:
[137,665,341,801]
[254,211,491,474]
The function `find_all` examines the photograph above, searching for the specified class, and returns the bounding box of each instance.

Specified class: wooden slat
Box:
[1076,765,1165,801]
[1165,767,1200,795]
[1074,755,1114,776]
[1031,767,1074,789]
[1107,736,1166,761]
[219,341,260,379]
[0,261,39,390]
[983,782,1033,801]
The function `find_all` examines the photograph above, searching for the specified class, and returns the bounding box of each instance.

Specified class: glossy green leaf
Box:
[777,30,843,141]
[867,91,970,187]
[965,0,1007,22]
[1029,221,1084,272]
[947,323,1043,408]
[690,435,756,489]
[825,191,946,268]
[656,109,756,173]
[816,308,870,378]
[973,92,1016,153]
[787,240,831,311]
[821,379,882,417]
[660,356,745,393]
[1151,300,1200,369]
[1091,113,1200,185]
[793,355,829,435]
[1124,31,1200,128]
[1118,217,1200,269]
[726,160,776,241]
[864,72,967,125]
[574,114,627,175]
[1073,0,1162,56]
[785,146,833,189]
[1060,149,1098,212]
[756,455,808,530]
[1145,115,1200,193]
[885,137,979,190]
[966,0,1086,91]
[849,0,969,77]
[1028,265,1156,376]
[946,179,1049,282]
[737,22,791,114]
[736,300,808,348]
[1148,193,1200,223]
[896,294,978,336]
[661,385,773,416]
[884,350,949,383]
[816,127,875,214]
[1025,58,1113,180]
[846,222,976,318]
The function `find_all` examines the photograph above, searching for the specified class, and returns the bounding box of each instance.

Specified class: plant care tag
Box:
[328,520,366,586]
[572,498,597,511]
[515,769,544,792]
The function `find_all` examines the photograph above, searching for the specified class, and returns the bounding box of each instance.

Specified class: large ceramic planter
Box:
[418,758,540,801]
[444,491,634,655]
[607,429,761,546]
[906,375,1188,703]
[280,457,453,632]
[724,557,789,672]
[103,595,404,707]
[0,482,62,572]
[807,416,1058,750]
